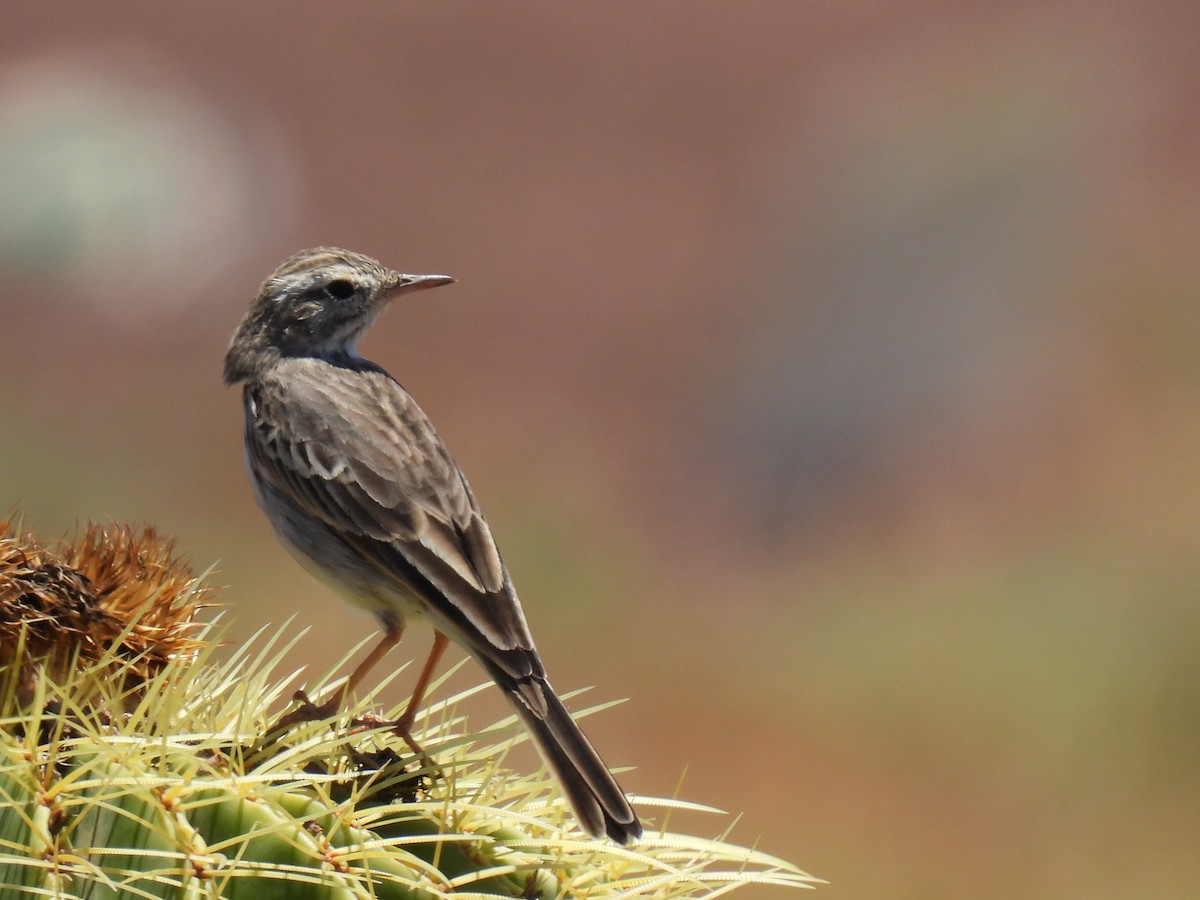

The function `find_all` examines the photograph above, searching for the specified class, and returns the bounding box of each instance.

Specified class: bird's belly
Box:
[248,466,427,625]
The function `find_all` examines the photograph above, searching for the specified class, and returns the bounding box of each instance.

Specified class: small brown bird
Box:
[224,248,641,843]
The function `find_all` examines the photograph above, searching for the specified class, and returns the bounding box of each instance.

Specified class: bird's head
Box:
[224,247,453,384]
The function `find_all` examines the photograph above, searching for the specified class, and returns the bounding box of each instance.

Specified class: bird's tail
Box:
[488,664,642,844]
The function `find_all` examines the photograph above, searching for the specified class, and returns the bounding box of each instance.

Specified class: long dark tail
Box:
[487,664,642,844]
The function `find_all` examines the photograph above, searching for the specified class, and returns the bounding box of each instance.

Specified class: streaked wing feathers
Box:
[246,357,533,660]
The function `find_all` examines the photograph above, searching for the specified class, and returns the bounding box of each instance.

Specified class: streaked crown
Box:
[224,247,453,384]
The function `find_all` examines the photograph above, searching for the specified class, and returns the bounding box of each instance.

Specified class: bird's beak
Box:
[385,272,456,295]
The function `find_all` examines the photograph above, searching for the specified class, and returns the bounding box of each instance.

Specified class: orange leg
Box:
[269,622,403,734]
[393,631,449,753]
[264,626,451,772]
[342,623,405,700]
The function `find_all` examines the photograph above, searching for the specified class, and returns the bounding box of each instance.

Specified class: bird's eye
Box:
[325,279,355,300]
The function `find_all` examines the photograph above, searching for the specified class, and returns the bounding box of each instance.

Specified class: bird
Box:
[223,247,641,843]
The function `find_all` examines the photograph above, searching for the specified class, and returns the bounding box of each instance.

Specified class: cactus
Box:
[0,520,819,898]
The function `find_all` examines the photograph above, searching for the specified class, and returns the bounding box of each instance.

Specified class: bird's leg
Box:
[261,626,449,778]
[392,630,450,757]
[268,623,403,736]
[341,622,406,701]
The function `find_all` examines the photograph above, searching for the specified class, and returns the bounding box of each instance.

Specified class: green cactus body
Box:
[0,724,561,900]
[0,604,816,900]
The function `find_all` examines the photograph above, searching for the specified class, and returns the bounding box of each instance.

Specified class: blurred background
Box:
[2,2,1199,896]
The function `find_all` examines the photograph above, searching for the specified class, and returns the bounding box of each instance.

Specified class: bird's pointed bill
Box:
[385,273,456,295]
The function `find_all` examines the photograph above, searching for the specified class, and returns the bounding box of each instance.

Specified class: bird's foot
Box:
[266,689,341,737]
[393,719,445,781]
[258,693,442,781]
[336,713,443,778]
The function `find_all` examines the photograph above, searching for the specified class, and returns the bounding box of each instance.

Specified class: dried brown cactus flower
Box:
[0,518,211,706]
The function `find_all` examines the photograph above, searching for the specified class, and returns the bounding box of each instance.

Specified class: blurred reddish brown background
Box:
[4,3,1200,897]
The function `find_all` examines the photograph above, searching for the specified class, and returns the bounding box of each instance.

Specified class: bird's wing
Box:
[245,357,538,673]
